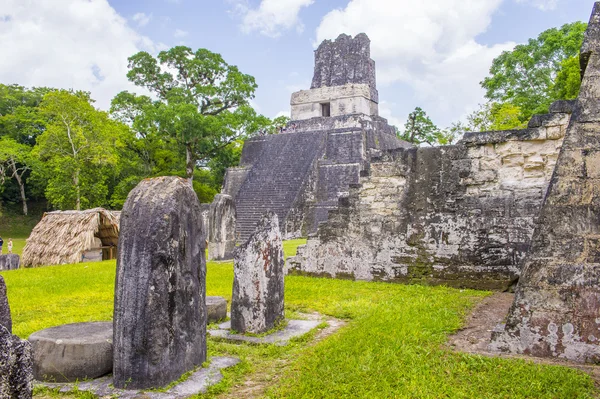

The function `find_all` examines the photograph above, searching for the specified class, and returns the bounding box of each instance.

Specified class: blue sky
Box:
[0,0,594,128]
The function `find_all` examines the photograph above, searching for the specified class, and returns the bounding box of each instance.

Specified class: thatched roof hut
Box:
[22,208,120,267]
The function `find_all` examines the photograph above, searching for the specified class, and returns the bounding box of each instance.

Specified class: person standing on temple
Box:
[7,239,12,254]
[0,236,3,255]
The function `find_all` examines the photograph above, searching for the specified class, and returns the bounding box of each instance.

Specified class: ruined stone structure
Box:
[114,176,206,389]
[490,3,600,363]
[221,34,409,242]
[231,212,285,334]
[287,102,571,289]
[208,194,236,260]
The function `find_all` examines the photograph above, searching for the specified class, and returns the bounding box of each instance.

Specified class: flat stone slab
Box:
[29,322,112,382]
[209,319,320,345]
[206,296,227,324]
[38,356,239,399]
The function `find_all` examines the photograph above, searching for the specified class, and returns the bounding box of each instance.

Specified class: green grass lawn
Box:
[2,239,596,398]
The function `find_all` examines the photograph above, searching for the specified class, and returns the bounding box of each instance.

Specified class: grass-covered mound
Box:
[2,240,595,398]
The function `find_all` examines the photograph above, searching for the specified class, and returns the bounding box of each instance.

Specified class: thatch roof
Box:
[22,208,120,267]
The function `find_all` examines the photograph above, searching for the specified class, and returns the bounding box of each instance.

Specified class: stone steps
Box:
[234,132,324,242]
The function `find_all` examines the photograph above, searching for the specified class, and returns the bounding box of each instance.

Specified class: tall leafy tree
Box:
[34,90,126,210]
[0,84,52,145]
[112,46,269,181]
[481,21,586,120]
[400,107,454,146]
[0,137,32,215]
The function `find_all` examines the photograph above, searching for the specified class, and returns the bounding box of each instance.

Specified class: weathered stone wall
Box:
[291,83,378,120]
[288,108,570,290]
[491,3,600,363]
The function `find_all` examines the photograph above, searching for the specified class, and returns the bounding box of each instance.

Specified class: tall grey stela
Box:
[113,176,207,389]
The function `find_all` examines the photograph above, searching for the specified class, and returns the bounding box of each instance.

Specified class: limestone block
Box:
[0,276,11,333]
[208,194,236,261]
[0,325,33,399]
[546,126,564,140]
[479,157,501,171]
[495,141,521,157]
[206,296,227,324]
[113,176,206,389]
[29,322,112,382]
[502,154,525,167]
[0,254,20,271]
[231,212,284,334]
[585,151,600,178]
[524,155,545,170]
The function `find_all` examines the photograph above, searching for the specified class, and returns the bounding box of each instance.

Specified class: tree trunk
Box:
[8,158,27,216]
[14,172,27,216]
[186,144,195,183]
[74,168,81,211]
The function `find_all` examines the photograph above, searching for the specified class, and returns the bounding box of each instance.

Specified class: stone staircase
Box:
[234,132,325,242]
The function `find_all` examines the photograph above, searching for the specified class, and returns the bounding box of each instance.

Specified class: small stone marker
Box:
[0,276,12,333]
[0,254,20,271]
[206,296,227,324]
[231,212,284,334]
[29,322,113,382]
[0,276,33,399]
[208,194,236,261]
[113,176,207,389]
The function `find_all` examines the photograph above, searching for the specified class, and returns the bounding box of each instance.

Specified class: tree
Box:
[0,137,32,215]
[551,55,581,100]
[481,21,586,120]
[112,46,269,181]
[34,90,125,210]
[0,84,52,145]
[462,102,526,133]
[399,107,450,146]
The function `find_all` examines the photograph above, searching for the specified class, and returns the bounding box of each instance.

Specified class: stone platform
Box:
[39,356,240,399]
[209,319,320,345]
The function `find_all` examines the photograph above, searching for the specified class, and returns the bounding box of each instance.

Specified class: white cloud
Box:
[315,0,515,126]
[0,0,157,110]
[132,12,152,27]
[515,0,559,11]
[233,0,315,38]
[174,28,188,38]
[378,101,404,129]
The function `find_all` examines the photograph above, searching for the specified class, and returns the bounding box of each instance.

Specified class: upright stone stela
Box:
[208,194,237,261]
[113,176,207,389]
[492,2,600,362]
[231,212,285,334]
[220,33,409,243]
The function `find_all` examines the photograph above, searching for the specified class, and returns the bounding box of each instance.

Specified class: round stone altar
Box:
[29,321,113,382]
[207,296,227,324]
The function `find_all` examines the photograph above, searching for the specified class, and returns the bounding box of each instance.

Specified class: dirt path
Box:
[217,314,346,399]
[447,292,514,354]
[447,292,600,385]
